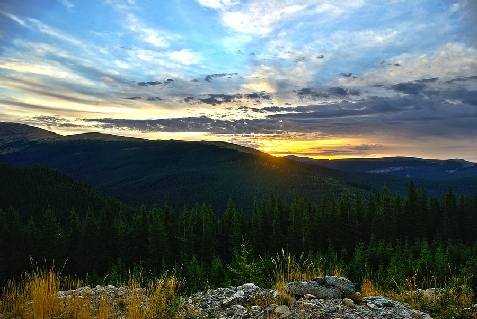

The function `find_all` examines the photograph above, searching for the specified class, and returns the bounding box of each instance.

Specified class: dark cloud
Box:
[183,92,273,105]
[391,82,426,95]
[123,96,141,100]
[316,55,324,59]
[297,87,360,99]
[137,81,162,86]
[329,87,360,96]
[204,73,238,82]
[244,92,271,100]
[297,88,329,99]
[445,75,477,84]
[147,97,163,101]
[415,77,439,83]
[29,115,81,128]
[351,144,383,151]
[443,90,477,106]
[183,94,242,105]
[340,73,352,77]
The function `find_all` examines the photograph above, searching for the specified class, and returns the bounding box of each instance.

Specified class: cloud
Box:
[56,0,74,10]
[121,13,180,49]
[391,82,426,95]
[340,43,477,87]
[170,49,200,65]
[197,1,364,37]
[205,73,238,82]
[195,0,238,10]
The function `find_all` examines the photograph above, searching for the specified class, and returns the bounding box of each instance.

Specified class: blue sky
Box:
[1,0,476,161]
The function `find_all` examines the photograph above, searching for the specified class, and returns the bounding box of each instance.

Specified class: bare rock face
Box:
[286,280,342,298]
[286,276,355,298]
[323,276,356,295]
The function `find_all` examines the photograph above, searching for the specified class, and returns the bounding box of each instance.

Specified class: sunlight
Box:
[255,137,383,160]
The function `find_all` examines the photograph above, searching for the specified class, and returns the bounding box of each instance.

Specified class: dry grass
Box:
[360,278,385,297]
[272,250,321,289]
[360,275,475,319]
[0,269,193,319]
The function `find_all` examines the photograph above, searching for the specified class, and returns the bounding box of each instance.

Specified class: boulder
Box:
[286,281,342,298]
[286,276,356,299]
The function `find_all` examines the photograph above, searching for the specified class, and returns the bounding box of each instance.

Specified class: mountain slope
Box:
[0,164,134,224]
[288,156,477,180]
[1,123,476,212]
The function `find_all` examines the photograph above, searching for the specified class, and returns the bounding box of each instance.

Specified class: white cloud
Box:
[195,0,238,10]
[57,0,74,10]
[338,42,477,86]
[328,28,400,50]
[170,49,200,65]
[114,60,130,68]
[222,1,305,36]
[125,13,178,48]
[28,19,84,47]
[201,0,366,36]
[102,0,137,11]
[0,11,27,27]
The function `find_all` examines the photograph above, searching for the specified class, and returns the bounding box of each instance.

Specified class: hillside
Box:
[0,164,134,224]
[288,155,477,180]
[1,123,476,212]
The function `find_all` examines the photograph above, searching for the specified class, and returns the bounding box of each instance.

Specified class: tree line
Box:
[1,180,477,293]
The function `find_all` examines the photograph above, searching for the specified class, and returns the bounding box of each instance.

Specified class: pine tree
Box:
[200,203,218,263]
[147,205,171,271]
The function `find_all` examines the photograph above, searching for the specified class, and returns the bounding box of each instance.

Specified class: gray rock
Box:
[324,276,356,295]
[274,305,291,317]
[286,281,342,298]
[343,298,355,307]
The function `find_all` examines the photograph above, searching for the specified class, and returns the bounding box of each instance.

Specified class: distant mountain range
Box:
[287,156,477,180]
[1,122,476,213]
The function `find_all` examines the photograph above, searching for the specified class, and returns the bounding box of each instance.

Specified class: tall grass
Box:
[360,274,475,319]
[1,261,474,319]
[0,269,192,319]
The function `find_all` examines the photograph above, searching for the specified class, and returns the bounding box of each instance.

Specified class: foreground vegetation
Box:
[1,254,475,319]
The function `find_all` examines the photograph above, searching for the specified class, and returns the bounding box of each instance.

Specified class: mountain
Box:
[0,122,60,154]
[1,123,476,212]
[0,163,134,224]
[287,156,477,180]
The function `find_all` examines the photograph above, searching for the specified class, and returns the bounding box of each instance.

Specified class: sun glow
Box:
[255,137,385,160]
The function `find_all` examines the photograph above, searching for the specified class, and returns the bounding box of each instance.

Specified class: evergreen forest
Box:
[1,164,476,298]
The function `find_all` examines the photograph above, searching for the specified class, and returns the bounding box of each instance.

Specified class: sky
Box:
[1,0,476,161]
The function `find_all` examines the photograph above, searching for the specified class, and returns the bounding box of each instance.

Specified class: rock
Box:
[343,298,355,307]
[53,281,434,319]
[324,276,356,295]
[286,281,342,298]
[274,305,291,317]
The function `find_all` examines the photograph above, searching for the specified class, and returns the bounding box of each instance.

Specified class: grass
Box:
[360,274,476,319]
[0,269,195,319]
[1,260,475,319]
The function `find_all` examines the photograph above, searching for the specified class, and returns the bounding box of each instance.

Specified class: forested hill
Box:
[0,164,134,224]
[288,155,477,180]
[1,122,477,212]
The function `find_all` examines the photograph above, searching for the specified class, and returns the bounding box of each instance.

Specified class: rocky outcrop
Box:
[185,278,433,319]
[54,278,434,319]
[286,276,356,299]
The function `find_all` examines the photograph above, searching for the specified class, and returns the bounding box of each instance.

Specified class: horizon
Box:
[1,1,476,162]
